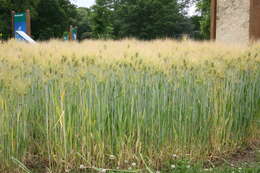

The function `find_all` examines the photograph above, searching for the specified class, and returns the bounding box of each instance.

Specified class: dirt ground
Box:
[209,138,260,168]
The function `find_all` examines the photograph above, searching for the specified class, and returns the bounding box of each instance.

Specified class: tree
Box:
[0,0,39,39]
[89,0,114,39]
[90,0,194,40]
[0,0,210,40]
[0,0,12,39]
[33,0,77,40]
[0,0,77,40]
[76,7,92,40]
[196,0,210,39]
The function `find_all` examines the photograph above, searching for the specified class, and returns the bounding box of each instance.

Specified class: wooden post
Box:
[210,0,217,40]
[26,9,31,36]
[0,32,3,43]
[250,0,260,41]
[69,25,73,40]
[11,11,15,38]
[250,0,254,40]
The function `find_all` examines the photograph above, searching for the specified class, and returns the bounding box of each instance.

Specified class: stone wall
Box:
[216,0,250,43]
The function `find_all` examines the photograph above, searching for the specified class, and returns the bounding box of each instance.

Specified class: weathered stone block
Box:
[211,0,260,43]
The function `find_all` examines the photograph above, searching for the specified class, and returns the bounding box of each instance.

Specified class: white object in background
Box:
[15,31,36,43]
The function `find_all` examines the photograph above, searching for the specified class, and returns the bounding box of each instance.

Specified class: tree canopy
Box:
[0,0,211,40]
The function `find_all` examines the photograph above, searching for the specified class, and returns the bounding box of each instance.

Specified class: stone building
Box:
[211,0,260,43]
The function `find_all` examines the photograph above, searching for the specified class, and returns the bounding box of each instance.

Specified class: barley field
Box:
[0,40,260,173]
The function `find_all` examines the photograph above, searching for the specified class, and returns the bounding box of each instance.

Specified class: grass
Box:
[0,39,260,172]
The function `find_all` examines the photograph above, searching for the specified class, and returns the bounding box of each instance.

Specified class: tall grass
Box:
[0,39,260,172]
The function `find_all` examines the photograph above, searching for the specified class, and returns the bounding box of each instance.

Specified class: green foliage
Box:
[0,0,211,40]
[0,0,39,39]
[90,0,114,39]
[0,0,77,40]
[33,0,77,40]
[90,0,195,40]
[76,8,92,40]
[196,0,210,39]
